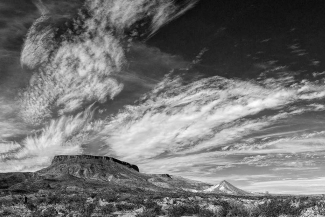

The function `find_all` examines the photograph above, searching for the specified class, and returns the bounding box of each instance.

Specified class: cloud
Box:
[0,97,28,141]
[245,177,325,194]
[85,0,198,37]
[31,0,50,15]
[100,73,325,164]
[20,12,125,125]
[0,0,198,172]
[0,1,39,51]
[135,151,233,182]
[271,167,319,171]
[0,106,97,172]
[20,32,125,125]
[240,154,318,168]
[33,0,84,16]
[229,131,325,155]
[20,15,57,70]
[19,0,198,125]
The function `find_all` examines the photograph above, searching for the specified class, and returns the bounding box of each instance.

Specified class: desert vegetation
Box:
[1,189,325,217]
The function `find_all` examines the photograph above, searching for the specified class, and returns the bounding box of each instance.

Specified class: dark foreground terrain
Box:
[0,155,325,217]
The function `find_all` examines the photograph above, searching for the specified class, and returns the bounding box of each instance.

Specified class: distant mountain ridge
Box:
[0,155,253,195]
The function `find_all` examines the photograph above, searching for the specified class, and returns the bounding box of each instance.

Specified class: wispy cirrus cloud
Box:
[245,177,325,194]
[100,73,325,162]
[0,106,97,172]
[19,0,198,126]
[0,97,28,141]
[228,131,325,155]
[0,0,198,173]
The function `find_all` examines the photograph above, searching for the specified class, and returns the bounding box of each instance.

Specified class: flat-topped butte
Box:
[52,155,140,172]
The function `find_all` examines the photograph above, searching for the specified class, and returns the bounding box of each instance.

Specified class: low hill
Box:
[148,174,212,191]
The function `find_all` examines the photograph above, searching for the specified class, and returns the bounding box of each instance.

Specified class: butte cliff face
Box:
[51,155,140,172]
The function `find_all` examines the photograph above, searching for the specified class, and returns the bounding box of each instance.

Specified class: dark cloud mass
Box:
[1,0,325,194]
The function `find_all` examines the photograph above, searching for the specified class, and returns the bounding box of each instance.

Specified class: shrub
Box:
[119,187,131,193]
[116,203,138,211]
[316,200,325,215]
[26,202,37,211]
[129,196,144,205]
[151,194,163,200]
[168,204,201,217]
[66,194,85,204]
[67,201,85,212]
[258,199,303,217]
[198,208,216,217]
[35,196,47,204]
[226,202,249,217]
[32,210,43,217]
[46,193,62,204]
[144,199,159,209]
[82,203,96,217]
[0,198,13,207]
[143,200,162,215]
[117,194,132,202]
[101,204,116,215]
[168,204,218,217]
[248,206,262,217]
[136,209,160,217]
[213,200,231,216]
[102,193,118,202]
[41,207,58,217]
[1,208,13,216]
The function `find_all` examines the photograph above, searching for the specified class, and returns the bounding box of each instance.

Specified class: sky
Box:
[1,0,325,194]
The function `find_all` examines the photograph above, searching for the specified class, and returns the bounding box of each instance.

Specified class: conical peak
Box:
[219,180,232,186]
[220,180,229,184]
